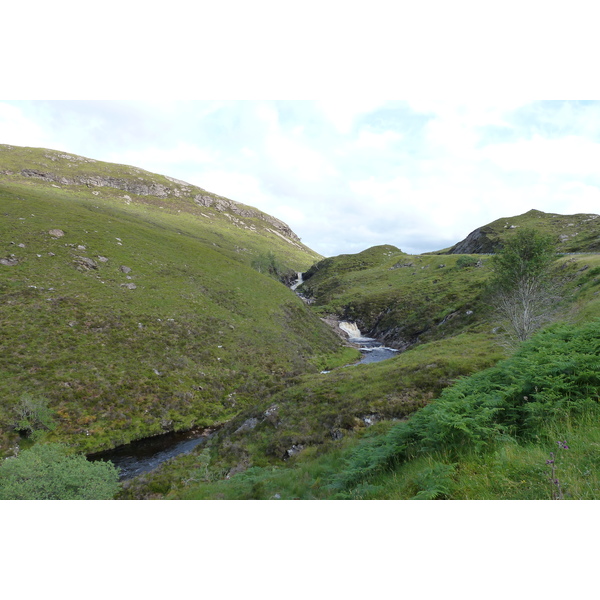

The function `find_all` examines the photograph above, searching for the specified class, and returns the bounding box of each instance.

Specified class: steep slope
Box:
[300,245,495,349]
[434,209,600,254]
[0,145,347,456]
[0,144,320,271]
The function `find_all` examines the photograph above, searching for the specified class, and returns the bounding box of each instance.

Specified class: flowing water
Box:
[88,427,213,480]
[339,320,399,366]
[88,318,397,479]
[290,272,304,291]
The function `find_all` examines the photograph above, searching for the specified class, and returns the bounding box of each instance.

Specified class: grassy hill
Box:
[299,245,495,349]
[118,227,600,499]
[0,145,351,456]
[433,208,600,254]
[4,144,600,501]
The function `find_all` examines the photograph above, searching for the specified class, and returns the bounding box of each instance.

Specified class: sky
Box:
[4,99,600,257]
[2,0,597,591]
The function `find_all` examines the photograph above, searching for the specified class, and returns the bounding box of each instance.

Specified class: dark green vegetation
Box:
[137,318,600,500]
[4,144,600,500]
[300,244,493,348]
[0,443,119,499]
[0,145,349,463]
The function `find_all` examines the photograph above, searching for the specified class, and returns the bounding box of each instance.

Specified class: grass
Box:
[135,295,600,500]
[0,149,347,456]
[434,208,600,254]
[5,144,600,501]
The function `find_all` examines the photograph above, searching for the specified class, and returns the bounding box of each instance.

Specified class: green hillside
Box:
[0,145,348,456]
[4,142,600,501]
[434,208,600,254]
[119,232,600,500]
[299,245,495,349]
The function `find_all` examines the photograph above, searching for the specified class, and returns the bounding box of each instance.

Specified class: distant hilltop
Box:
[432,209,600,254]
[0,143,304,247]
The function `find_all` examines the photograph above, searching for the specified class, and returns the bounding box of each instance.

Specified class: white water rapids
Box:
[338,321,399,365]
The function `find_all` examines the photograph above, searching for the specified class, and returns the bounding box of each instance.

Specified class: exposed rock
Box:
[120,265,132,274]
[121,283,137,290]
[97,256,109,263]
[48,229,65,238]
[234,417,260,434]
[362,414,380,426]
[264,405,280,426]
[444,226,498,254]
[0,257,18,266]
[74,256,98,270]
[17,160,304,244]
[283,444,304,459]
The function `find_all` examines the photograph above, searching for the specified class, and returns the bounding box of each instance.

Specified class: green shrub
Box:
[456,255,479,269]
[12,393,55,436]
[251,251,295,283]
[0,443,120,500]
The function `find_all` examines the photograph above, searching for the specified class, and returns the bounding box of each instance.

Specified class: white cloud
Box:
[482,135,600,177]
[6,100,600,258]
[351,128,403,151]
[105,143,216,175]
[315,100,389,134]
[189,170,269,207]
[0,103,53,149]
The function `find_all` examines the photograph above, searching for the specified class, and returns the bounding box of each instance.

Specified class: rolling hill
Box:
[0,144,352,456]
[433,208,600,254]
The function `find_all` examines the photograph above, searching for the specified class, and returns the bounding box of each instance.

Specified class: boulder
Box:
[74,256,98,270]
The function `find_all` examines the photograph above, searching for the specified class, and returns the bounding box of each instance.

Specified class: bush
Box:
[456,255,479,269]
[0,443,120,500]
[12,393,55,436]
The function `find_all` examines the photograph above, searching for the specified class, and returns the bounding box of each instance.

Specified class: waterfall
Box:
[290,272,303,291]
[339,321,375,342]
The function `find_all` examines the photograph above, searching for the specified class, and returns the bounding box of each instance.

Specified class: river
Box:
[88,319,396,481]
[88,427,214,481]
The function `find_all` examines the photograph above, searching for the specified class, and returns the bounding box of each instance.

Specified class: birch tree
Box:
[490,228,560,343]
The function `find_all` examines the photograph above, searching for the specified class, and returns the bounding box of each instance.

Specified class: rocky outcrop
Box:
[441,226,499,254]
[19,167,301,243]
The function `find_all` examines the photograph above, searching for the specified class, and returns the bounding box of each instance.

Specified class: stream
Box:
[88,427,214,481]
[87,289,397,480]
[338,321,399,365]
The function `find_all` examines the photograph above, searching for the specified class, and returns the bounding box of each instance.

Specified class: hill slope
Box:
[434,208,600,254]
[0,145,349,456]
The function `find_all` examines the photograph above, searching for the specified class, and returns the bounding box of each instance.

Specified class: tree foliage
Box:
[490,228,560,342]
[12,393,55,437]
[0,443,120,500]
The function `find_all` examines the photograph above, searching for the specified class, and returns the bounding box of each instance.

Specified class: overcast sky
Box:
[3,99,600,256]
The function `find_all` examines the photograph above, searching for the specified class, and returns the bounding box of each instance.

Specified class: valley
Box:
[3,143,600,500]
